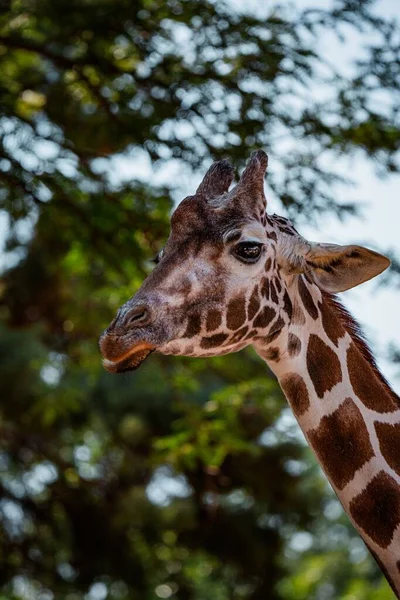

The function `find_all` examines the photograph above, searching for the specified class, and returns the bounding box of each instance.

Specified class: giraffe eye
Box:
[233,242,263,264]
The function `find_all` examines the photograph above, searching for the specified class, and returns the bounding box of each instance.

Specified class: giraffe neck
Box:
[255,276,400,596]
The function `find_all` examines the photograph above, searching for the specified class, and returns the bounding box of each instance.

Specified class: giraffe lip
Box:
[102,342,155,373]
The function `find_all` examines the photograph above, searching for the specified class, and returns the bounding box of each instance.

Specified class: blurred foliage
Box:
[0,0,399,598]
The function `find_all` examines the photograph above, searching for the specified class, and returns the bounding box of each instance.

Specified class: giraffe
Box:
[99,150,400,596]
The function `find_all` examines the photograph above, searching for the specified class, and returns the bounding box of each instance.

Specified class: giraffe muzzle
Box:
[99,299,169,372]
[124,305,152,327]
[100,340,155,373]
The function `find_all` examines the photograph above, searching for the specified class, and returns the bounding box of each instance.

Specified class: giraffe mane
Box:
[322,291,400,407]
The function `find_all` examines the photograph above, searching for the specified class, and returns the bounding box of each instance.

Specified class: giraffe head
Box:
[99,150,390,373]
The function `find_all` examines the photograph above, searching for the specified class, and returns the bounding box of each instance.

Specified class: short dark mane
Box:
[323,292,400,405]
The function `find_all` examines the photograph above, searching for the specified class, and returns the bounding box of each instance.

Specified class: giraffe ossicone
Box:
[100,150,400,596]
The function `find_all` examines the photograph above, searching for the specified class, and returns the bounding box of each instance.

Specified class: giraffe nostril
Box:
[126,305,151,327]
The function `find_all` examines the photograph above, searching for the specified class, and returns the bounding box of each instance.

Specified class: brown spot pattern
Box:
[280,227,295,236]
[270,281,278,304]
[201,333,229,349]
[375,422,400,476]
[307,334,342,398]
[227,295,246,330]
[269,231,277,242]
[283,290,293,320]
[350,471,400,548]
[308,398,374,490]
[280,373,310,416]
[253,307,276,329]
[265,316,285,343]
[263,347,280,361]
[206,310,222,332]
[264,258,272,272]
[183,312,201,338]
[244,330,256,341]
[265,331,279,344]
[298,276,318,320]
[230,325,249,343]
[274,277,282,293]
[261,277,270,300]
[288,333,301,357]
[319,299,344,346]
[347,343,398,413]
[247,286,260,320]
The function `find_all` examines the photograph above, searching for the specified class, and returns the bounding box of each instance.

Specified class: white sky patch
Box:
[289,531,314,553]
[146,466,192,506]
[40,352,65,387]
[22,462,58,496]
[86,582,108,600]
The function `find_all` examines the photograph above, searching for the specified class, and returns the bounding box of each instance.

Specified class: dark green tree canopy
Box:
[0,1,399,599]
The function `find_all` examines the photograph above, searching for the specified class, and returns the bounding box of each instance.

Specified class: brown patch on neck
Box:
[288,333,301,357]
[298,276,318,320]
[253,306,276,329]
[375,422,400,476]
[350,471,400,548]
[306,334,342,398]
[282,290,293,320]
[280,373,310,416]
[308,398,374,490]
[318,297,345,346]
[265,316,285,343]
[322,292,399,409]
[262,347,280,361]
[347,343,398,413]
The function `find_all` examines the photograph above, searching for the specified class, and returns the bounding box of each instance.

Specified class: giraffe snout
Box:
[99,299,160,372]
[105,302,153,335]
[123,304,152,328]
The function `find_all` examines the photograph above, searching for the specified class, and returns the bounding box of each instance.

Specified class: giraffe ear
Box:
[196,159,235,200]
[304,243,390,293]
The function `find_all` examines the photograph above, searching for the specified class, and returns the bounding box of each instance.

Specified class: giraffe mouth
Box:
[102,342,155,373]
